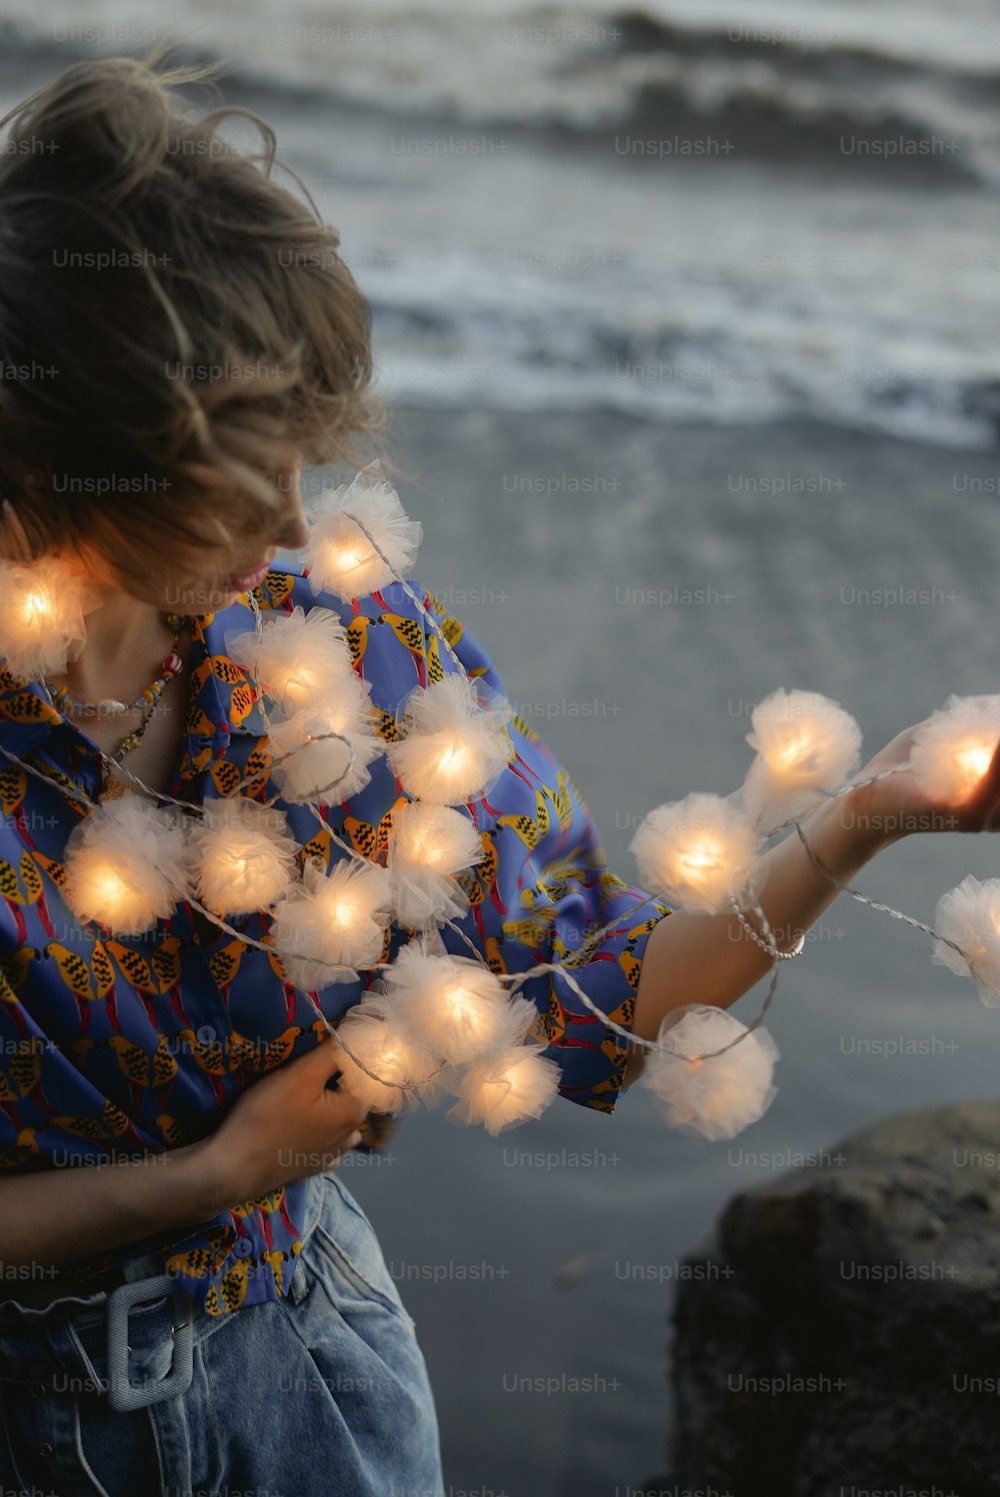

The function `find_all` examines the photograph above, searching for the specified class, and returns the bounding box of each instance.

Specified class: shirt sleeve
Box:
[416,584,674,1116]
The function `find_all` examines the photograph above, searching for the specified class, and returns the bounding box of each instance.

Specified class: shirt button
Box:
[30,1383,46,1398]
[37,1442,54,1456]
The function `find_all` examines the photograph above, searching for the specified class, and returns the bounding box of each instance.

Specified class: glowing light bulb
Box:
[775,733,813,771]
[740,690,863,830]
[678,842,722,877]
[910,696,1000,807]
[952,737,995,792]
[273,666,320,710]
[97,869,128,905]
[631,794,760,915]
[22,591,50,622]
[446,985,470,1014]
[330,543,370,574]
[437,741,470,775]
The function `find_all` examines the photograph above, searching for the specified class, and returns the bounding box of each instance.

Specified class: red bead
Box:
[162,653,183,676]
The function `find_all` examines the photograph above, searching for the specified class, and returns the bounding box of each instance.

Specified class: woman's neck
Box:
[45,552,182,700]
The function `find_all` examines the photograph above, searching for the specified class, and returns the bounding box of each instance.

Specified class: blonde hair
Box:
[0,43,394,589]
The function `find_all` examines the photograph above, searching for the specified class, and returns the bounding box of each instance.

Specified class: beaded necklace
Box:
[41,612,189,803]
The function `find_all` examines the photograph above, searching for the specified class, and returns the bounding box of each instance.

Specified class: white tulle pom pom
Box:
[62,798,191,936]
[304,473,423,600]
[0,555,96,681]
[932,874,1000,1006]
[334,1003,443,1115]
[267,695,385,805]
[629,792,760,915]
[638,1005,780,1141]
[908,693,1000,806]
[224,605,357,715]
[741,688,863,830]
[386,800,484,929]
[445,1044,562,1134]
[185,797,299,917]
[386,674,514,805]
[378,942,533,1064]
[269,856,393,989]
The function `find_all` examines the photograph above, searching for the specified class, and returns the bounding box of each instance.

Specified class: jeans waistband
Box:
[0,1170,328,1414]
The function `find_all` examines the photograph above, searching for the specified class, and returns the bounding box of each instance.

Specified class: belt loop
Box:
[106,1274,194,1413]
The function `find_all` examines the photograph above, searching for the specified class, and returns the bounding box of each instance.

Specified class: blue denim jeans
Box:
[0,1169,445,1497]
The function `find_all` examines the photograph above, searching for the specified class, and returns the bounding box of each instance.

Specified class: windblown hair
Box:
[0,43,392,590]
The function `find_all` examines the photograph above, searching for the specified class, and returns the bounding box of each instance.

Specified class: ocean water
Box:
[1,5,999,1492]
[3,0,1000,447]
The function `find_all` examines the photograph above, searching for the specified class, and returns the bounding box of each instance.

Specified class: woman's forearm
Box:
[625,788,895,1083]
[0,1138,232,1273]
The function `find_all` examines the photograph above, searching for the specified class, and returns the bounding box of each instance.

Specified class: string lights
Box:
[0,471,997,1143]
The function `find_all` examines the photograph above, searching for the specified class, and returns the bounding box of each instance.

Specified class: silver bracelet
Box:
[729,894,806,959]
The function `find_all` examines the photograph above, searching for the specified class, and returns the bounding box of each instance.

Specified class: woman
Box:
[0,47,997,1497]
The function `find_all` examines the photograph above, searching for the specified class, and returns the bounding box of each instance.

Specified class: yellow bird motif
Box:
[107,1032,178,1088]
[618,909,672,993]
[550,769,574,829]
[241,739,272,798]
[44,941,97,1002]
[381,612,426,658]
[0,763,27,816]
[0,855,38,906]
[231,1186,286,1219]
[259,1025,302,1072]
[261,1246,291,1297]
[342,815,378,860]
[251,570,295,611]
[228,1029,265,1073]
[371,705,401,743]
[426,630,445,684]
[28,849,68,895]
[482,935,508,978]
[49,1098,131,1142]
[166,1225,236,1284]
[214,1260,251,1315]
[210,656,255,727]
[104,938,180,996]
[208,938,248,989]
[497,790,551,850]
[446,830,496,912]
[0,945,39,997]
[90,940,116,1000]
[176,1028,228,1077]
[155,1113,189,1148]
[0,1126,39,1169]
[502,912,557,948]
[0,1039,42,1100]
[551,925,608,970]
[207,756,245,798]
[344,614,372,668]
[148,935,184,992]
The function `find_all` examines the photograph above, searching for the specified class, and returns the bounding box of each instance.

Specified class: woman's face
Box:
[75,458,313,615]
[208,458,312,608]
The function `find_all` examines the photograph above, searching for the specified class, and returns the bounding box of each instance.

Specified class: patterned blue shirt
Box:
[0,564,672,1317]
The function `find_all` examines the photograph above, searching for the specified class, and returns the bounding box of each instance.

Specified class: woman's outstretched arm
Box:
[626,723,1000,1084]
[626,783,889,1082]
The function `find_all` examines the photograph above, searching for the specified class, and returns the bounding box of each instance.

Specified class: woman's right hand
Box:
[203,1032,371,1202]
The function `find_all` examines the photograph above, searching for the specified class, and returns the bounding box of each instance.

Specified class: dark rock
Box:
[670,1100,1000,1496]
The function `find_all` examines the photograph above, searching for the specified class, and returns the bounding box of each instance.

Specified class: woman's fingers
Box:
[961,737,1000,829]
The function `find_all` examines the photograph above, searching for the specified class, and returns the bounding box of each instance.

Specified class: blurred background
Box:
[3,2,1000,1492]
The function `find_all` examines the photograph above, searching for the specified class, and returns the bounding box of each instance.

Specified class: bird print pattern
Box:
[0,564,672,1317]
